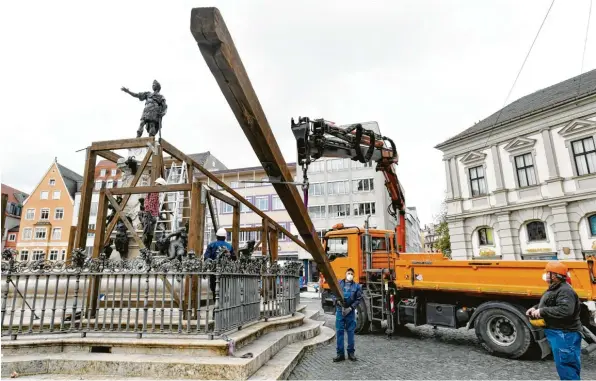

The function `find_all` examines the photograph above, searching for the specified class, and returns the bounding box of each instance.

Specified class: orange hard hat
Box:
[545,261,568,276]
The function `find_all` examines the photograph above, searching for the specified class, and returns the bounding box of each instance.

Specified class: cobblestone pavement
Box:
[291,299,596,380]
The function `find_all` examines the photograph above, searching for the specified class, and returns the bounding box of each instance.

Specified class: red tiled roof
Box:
[1,184,29,204]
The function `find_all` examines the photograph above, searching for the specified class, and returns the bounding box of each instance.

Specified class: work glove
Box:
[342,306,352,317]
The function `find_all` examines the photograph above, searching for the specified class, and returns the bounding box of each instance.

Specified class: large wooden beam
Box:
[92,190,109,259]
[96,150,123,163]
[160,139,306,252]
[1,193,7,240]
[74,148,97,250]
[189,8,342,300]
[232,203,240,253]
[91,137,154,151]
[102,149,152,246]
[109,184,191,195]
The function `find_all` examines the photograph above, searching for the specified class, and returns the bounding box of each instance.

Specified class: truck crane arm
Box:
[291,117,407,250]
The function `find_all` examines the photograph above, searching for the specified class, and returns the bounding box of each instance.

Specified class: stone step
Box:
[248,324,334,380]
[1,312,323,380]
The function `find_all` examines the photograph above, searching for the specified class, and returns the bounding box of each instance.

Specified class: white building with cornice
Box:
[435,69,596,261]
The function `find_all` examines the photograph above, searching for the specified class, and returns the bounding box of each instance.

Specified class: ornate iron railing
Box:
[1,248,301,340]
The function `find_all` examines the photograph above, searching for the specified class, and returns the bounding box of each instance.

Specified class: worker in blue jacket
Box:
[204,228,236,301]
[332,268,363,362]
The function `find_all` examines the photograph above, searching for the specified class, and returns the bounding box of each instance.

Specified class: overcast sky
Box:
[1,0,594,225]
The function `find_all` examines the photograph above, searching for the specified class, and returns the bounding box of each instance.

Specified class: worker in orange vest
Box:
[527,261,581,380]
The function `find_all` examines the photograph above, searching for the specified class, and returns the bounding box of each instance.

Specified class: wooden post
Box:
[261,218,268,257]
[188,182,205,253]
[186,181,204,317]
[92,191,108,259]
[151,143,163,183]
[232,203,240,253]
[74,148,97,250]
[269,224,278,262]
[66,226,77,258]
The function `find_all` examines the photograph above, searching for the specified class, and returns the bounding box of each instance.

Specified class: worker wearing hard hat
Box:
[526,261,582,380]
[332,268,363,363]
[204,228,237,301]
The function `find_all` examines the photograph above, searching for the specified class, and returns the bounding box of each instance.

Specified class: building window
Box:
[309,161,325,173]
[49,179,56,186]
[308,205,326,219]
[241,197,252,213]
[469,166,487,197]
[25,209,35,220]
[40,191,49,200]
[328,158,348,172]
[221,202,234,214]
[61,250,66,260]
[328,204,350,218]
[353,202,376,216]
[230,181,240,189]
[100,169,106,177]
[54,208,64,220]
[328,180,349,195]
[7,233,17,241]
[32,250,44,261]
[117,179,124,188]
[49,250,59,261]
[35,228,47,240]
[515,153,537,187]
[52,190,61,200]
[111,169,117,176]
[6,202,22,217]
[527,221,547,242]
[353,178,374,193]
[90,202,98,216]
[572,137,596,176]
[40,208,50,220]
[478,227,494,246]
[255,196,269,211]
[272,195,285,210]
[106,180,114,189]
[589,215,596,236]
[88,224,96,237]
[20,250,29,261]
[308,183,325,196]
[22,228,32,240]
[352,161,373,169]
[52,228,62,240]
[95,180,103,190]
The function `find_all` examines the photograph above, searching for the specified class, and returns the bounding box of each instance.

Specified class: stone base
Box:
[1,307,330,380]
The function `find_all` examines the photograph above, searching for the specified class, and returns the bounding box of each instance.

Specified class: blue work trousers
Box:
[336,309,356,356]
[544,329,582,380]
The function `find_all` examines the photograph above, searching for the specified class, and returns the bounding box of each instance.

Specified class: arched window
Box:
[527,221,547,242]
[589,215,596,236]
[478,228,494,246]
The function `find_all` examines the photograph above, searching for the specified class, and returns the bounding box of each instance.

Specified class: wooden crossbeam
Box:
[103,150,152,246]
[160,138,307,252]
[109,184,191,195]
[91,137,154,151]
[207,188,239,207]
[105,190,145,249]
[189,7,342,300]
[96,150,123,163]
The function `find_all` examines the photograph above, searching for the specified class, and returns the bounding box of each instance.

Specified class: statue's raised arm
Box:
[121,86,141,99]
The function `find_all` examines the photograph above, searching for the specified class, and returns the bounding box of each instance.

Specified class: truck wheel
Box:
[355,301,370,334]
[475,309,532,359]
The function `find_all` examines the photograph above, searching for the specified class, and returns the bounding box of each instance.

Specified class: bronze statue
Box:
[121,80,167,138]
[114,218,131,259]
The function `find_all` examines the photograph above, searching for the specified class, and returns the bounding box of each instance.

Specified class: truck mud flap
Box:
[530,328,551,359]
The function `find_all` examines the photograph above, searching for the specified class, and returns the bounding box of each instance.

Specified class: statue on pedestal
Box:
[121,80,167,138]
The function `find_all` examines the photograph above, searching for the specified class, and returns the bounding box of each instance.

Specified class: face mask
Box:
[346,274,354,281]
[542,272,550,283]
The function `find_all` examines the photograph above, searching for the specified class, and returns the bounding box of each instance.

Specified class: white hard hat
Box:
[216,228,227,237]
[155,177,167,186]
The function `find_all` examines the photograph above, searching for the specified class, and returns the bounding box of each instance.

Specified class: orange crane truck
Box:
[291,117,596,360]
